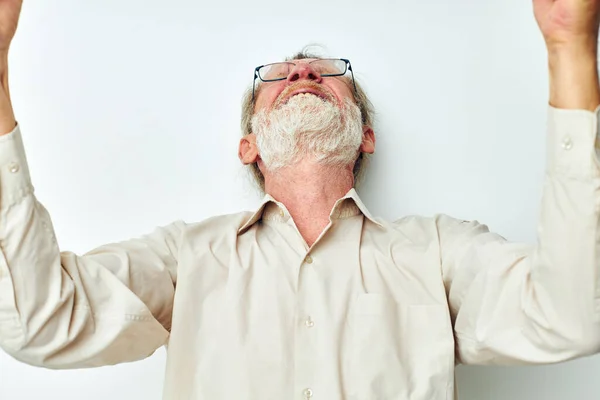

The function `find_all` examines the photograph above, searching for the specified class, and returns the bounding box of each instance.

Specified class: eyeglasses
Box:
[252,58,357,101]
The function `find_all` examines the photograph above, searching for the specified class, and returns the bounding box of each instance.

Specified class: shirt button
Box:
[304,255,313,264]
[279,209,285,217]
[303,388,313,398]
[305,317,314,328]
[561,136,573,150]
[8,162,19,173]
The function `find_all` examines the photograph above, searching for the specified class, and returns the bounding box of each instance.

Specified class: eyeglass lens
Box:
[258,59,347,81]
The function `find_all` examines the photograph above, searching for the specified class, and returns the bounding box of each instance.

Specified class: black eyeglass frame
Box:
[251,58,357,101]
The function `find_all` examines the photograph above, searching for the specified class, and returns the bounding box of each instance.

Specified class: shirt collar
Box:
[238,188,382,234]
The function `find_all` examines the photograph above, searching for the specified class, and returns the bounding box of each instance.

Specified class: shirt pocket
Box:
[347,294,454,400]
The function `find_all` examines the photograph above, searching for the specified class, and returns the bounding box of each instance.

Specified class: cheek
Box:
[256,84,284,110]
[325,81,353,104]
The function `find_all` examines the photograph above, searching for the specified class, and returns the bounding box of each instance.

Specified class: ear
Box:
[239,134,259,165]
[359,126,375,154]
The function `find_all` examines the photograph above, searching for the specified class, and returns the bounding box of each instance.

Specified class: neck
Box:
[263,160,354,247]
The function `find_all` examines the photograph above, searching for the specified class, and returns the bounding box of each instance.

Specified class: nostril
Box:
[289,73,299,82]
[308,73,317,80]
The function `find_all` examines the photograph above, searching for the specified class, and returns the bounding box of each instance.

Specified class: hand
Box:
[0,0,22,54]
[533,0,600,48]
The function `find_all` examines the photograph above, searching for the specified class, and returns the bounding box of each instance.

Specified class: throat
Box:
[263,160,355,247]
[291,212,332,248]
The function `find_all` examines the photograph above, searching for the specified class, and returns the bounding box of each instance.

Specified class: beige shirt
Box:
[1,105,600,400]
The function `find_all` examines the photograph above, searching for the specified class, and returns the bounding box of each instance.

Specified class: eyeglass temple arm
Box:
[348,66,357,94]
[252,67,261,101]
[339,59,357,94]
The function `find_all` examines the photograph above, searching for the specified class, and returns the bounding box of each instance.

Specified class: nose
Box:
[286,62,323,84]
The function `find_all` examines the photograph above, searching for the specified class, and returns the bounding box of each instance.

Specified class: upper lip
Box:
[281,88,331,104]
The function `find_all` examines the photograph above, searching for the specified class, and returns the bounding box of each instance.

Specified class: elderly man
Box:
[1,1,600,399]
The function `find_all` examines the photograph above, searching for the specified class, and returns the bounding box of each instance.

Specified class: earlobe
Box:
[239,134,259,165]
[360,127,376,154]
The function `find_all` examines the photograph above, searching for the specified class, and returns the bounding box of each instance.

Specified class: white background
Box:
[0,0,599,399]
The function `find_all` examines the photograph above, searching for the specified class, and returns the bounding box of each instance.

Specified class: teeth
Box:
[283,92,326,106]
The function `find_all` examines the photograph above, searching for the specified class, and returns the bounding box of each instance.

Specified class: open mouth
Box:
[281,88,331,105]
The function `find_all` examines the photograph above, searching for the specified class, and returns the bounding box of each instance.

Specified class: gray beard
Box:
[251,93,364,172]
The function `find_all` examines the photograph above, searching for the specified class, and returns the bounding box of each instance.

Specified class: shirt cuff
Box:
[546,104,600,177]
[0,124,34,209]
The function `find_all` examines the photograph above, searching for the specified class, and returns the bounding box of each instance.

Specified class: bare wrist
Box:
[547,37,598,60]
[0,51,8,92]
[546,39,600,111]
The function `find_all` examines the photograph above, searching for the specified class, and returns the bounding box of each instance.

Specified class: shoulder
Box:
[153,211,256,255]
[181,211,255,236]
[385,213,487,244]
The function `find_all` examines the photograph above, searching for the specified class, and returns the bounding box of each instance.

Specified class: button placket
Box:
[296,253,316,400]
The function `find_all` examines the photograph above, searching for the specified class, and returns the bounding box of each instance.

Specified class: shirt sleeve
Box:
[439,104,600,365]
[0,125,184,369]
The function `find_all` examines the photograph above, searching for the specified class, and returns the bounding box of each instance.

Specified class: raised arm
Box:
[536,0,600,111]
[0,2,183,368]
[0,0,21,133]
[441,0,600,365]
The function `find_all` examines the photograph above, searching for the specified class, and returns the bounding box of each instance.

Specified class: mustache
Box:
[273,81,336,108]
